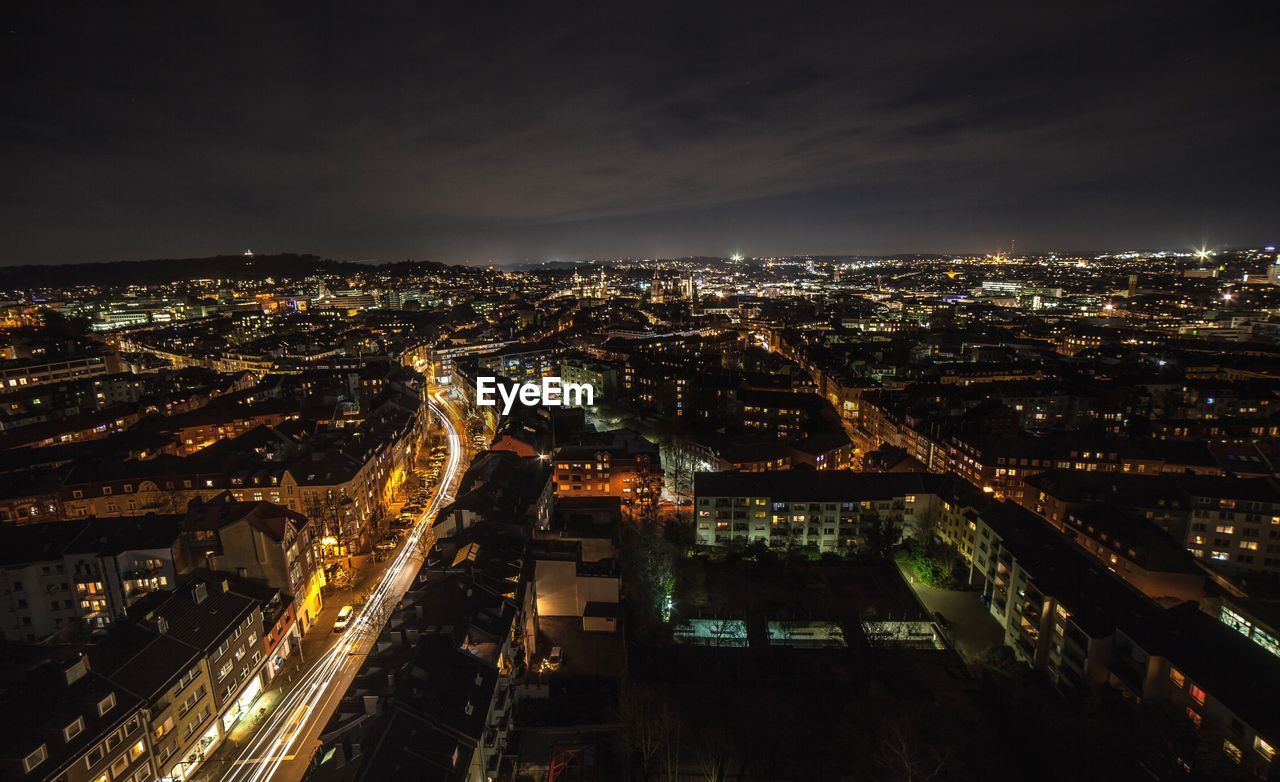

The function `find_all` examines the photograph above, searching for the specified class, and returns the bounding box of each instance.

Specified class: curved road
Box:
[217,392,467,782]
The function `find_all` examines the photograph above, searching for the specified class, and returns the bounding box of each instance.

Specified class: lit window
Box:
[1255,737,1276,762]
[1190,684,1206,705]
[1223,739,1242,764]
[1169,667,1185,688]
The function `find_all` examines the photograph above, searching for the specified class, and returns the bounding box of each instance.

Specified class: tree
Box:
[694,722,737,782]
[622,523,676,626]
[873,717,953,782]
[861,514,902,560]
[660,434,703,505]
[306,490,360,560]
[39,308,90,338]
[704,616,746,648]
[410,526,436,561]
[616,684,684,779]
[662,516,697,551]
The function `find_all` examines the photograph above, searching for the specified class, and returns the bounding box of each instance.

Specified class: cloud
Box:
[1,0,1277,264]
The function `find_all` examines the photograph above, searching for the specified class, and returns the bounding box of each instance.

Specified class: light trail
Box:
[217,393,465,782]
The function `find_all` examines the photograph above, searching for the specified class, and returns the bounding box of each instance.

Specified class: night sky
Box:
[3,1,1277,265]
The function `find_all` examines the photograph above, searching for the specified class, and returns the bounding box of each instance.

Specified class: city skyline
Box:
[4,4,1280,781]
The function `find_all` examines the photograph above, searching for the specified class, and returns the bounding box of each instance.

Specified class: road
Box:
[214,391,468,782]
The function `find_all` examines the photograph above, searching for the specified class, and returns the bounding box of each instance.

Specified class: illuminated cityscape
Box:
[2,3,1279,782]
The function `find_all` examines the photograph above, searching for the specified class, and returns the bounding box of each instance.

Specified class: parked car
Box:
[546,646,563,671]
[333,605,355,633]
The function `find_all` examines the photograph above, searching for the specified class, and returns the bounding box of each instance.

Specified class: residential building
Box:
[694,470,959,551]
[0,515,187,641]
[184,495,325,633]
[0,652,152,782]
[552,428,661,510]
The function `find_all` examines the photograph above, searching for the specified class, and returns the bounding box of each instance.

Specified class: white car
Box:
[546,646,563,671]
[333,605,354,633]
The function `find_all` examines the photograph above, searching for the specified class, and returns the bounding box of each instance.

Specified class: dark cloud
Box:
[1,0,1276,265]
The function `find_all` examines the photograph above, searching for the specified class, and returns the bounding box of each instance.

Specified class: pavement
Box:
[895,560,1004,662]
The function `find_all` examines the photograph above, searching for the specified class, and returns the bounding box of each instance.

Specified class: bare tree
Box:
[306,490,360,560]
[706,616,746,648]
[661,434,703,504]
[694,722,737,782]
[617,684,685,780]
[617,684,666,774]
[874,718,953,782]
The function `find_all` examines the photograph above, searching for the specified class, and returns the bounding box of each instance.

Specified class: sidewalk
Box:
[895,560,1004,662]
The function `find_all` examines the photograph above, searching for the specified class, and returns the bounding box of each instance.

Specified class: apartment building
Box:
[1111,603,1279,779]
[184,495,325,633]
[969,501,1154,693]
[1057,505,1205,601]
[694,470,955,551]
[559,354,618,401]
[0,352,118,390]
[93,624,213,782]
[857,390,1273,504]
[553,428,661,510]
[471,339,563,383]
[0,653,152,782]
[434,451,553,539]
[0,516,186,642]
[46,380,425,556]
[158,397,298,455]
[1023,470,1191,540]
[125,571,270,781]
[1182,476,1280,574]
